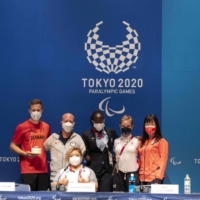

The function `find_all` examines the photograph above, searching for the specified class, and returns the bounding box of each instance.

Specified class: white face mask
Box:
[69,156,81,166]
[31,111,42,121]
[62,122,74,133]
[93,123,105,132]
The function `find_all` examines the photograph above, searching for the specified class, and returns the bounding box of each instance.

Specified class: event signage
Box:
[151,184,179,194]
[0,182,15,191]
[0,0,162,189]
[68,183,95,192]
[83,20,143,96]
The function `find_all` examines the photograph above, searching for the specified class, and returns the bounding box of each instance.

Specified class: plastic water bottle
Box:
[129,173,136,193]
[184,174,191,194]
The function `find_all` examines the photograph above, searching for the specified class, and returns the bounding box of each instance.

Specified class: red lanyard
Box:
[92,128,103,138]
[69,166,82,177]
[118,136,133,161]
[92,128,109,149]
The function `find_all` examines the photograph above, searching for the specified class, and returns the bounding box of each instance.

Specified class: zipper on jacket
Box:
[143,140,149,181]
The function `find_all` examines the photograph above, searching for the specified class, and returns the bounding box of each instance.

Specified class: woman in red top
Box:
[139,114,168,184]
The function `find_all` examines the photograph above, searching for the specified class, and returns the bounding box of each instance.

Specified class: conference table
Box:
[0,191,200,200]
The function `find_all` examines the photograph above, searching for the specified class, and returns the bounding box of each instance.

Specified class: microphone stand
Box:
[56,165,69,191]
[140,166,160,192]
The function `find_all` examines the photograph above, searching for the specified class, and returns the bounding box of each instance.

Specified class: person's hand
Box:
[113,155,116,162]
[25,151,38,158]
[60,175,69,186]
[135,136,142,141]
[85,155,91,162]
[78,175,89,183]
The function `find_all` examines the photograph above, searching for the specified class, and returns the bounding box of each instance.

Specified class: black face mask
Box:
[121,127,131,135]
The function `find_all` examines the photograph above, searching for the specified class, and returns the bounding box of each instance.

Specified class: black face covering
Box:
[121,127,131,135]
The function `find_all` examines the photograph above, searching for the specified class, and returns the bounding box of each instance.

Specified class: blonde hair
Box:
[65,147,82,162]
[120,115,133,125]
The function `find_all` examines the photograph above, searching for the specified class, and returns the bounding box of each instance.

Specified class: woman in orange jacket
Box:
[138,114,168,184]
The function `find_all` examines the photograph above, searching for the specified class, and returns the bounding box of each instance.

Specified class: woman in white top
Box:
[113,115,140,192]
[52,147,98,191]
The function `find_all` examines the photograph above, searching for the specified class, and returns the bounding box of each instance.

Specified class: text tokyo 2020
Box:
[82,78,143,88]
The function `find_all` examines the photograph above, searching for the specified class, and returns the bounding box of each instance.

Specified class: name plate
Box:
[68,183,95,192]
[0,182,15,191]
[151,184,179,194]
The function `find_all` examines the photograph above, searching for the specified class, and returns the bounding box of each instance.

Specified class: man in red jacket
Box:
[10,99,50,191]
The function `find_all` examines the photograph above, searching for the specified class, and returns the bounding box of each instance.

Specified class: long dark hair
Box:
[141,114,162,146]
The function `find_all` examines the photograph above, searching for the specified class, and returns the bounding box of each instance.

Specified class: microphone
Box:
[140,166,160,192]
[56,165,68,191]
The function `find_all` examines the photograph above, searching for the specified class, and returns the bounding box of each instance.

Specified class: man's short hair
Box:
[29,99,42,108]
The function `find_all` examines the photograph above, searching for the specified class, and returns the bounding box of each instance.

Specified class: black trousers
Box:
[21,173,49,191]
[112,169,140,192]
[96,165,113,192]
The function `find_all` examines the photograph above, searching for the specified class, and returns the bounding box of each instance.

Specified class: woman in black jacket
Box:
[82,110,118,192]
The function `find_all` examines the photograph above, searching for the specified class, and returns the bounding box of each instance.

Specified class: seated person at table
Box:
[52,147,98,191]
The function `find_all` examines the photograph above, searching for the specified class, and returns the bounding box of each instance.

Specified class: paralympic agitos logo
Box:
[99,97,125,117]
